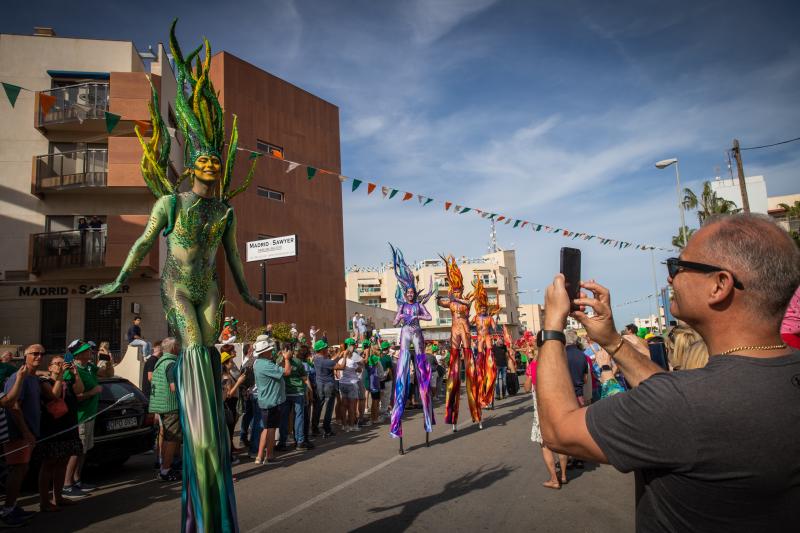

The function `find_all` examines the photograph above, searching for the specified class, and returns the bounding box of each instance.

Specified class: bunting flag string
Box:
[220,137,674,252]
[2,83,21,107]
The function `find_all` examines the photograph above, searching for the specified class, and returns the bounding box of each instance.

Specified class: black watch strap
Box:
[600,364,613,372]
[537,329,566,347]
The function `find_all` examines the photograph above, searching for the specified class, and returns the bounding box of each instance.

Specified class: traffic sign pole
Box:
[261,261,267,327]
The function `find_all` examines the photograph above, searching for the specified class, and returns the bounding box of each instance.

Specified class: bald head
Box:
[698,213,800,324]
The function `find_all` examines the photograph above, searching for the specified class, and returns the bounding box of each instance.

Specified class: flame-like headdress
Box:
[439,254,464,293]
[472,278,500,316]
[135,20,257,203]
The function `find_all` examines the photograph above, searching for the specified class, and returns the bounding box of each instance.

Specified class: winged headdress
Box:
[389,243,434,306]
[134,20,257,211]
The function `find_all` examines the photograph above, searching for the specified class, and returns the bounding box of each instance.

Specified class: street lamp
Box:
[655,158,687,247]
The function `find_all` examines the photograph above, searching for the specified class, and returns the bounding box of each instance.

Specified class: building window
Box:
[257,187,284,202]
[256,140,284,159]
[41,298,68,354]
[258,293,286,304]
[257,233,275,240]
[366,299,380,307]
[84,297,122,354]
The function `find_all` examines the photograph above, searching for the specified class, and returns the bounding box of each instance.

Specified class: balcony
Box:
[36,82,109,131]
[30,229,106,274]
[34,149,108,193]
[358,286,382,295]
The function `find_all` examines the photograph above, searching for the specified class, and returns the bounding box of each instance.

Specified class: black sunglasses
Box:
[664,258,744,290]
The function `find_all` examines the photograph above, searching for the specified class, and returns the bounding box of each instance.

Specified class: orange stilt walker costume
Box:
[471,278,501,409]
[436,255,480,430]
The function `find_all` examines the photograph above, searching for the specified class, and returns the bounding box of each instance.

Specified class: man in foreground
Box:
[537,214,800,531]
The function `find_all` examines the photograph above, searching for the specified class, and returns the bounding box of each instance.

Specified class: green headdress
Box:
[134,20,257,205]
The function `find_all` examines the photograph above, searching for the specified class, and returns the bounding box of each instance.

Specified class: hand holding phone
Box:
[560,247,581,312]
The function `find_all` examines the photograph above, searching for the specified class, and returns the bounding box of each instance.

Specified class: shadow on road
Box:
[350,464,514,532]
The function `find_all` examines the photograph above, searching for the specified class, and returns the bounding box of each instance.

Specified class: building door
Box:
[41,298,68,354]
[84,297,122,354]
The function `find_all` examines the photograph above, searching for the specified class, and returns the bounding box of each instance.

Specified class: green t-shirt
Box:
[380,354,393,378]
[275,355,306,395]
[0,363,17,388]
[65,361,100,422]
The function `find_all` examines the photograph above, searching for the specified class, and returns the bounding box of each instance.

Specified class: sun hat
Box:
[380,341,391,350]
[221,350,236,365]
[361,340,370,349]
[430,344,439,353]
[344,338,356,347]
[313,340,328,352]
[254,334,276,355]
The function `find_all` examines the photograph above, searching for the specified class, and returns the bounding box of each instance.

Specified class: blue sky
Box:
[5,0,800,323]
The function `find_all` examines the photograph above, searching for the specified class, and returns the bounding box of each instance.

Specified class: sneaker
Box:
[297,441,315,450]
[274,444,289,452]
[74,481,97,492]
[157,470,180,482]
[323,431,336,438]
[230,457,241,466]
[361,420,373,427]
[350,425,361,432]
[6,507,35,522]
[61,485,90,499]
[247,452,258,459]
[0,513,24,528]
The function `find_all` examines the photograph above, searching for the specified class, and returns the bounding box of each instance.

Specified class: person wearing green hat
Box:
[311,339,346,437]
[364,343,385,425]
[378,342,394,420]
[63,339,105,496]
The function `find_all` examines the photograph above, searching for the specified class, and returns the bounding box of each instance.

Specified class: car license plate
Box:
[107,417,138,432]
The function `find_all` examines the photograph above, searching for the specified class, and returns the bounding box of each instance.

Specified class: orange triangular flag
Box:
[270,148,284,159]
[134,120,151,133]
[445,202,452,211]
[402,192,413,201]
[367,183,377,194]
[497,216,505,222]
[39,93,56,116]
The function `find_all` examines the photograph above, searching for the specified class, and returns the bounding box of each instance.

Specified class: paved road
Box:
[28,392,634,532]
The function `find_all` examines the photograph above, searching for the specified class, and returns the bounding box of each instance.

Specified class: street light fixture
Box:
[655,158,687,246]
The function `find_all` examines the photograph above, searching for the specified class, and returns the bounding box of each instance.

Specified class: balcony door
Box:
[84,297,122,354]
[41,298,67,354]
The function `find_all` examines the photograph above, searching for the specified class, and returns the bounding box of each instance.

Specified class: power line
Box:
[739,136,800,151]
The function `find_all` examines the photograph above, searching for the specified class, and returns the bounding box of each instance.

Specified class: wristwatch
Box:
[600,364,613,372]
[536,329,566,347]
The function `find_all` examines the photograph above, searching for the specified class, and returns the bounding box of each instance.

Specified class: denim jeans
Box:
[314,382,336,433]
[129,338,151,358]
[248,395,263,455]
[279,394,305,445]
[240,394,254,441]
[496,367,508,397]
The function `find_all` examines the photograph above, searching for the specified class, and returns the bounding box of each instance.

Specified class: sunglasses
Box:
[664,258,744,290]
[26,351,45,357]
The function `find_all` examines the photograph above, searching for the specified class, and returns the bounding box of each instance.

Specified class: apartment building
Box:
[517,303,544,334]
[0,29,182,354]
[345,250,521,340]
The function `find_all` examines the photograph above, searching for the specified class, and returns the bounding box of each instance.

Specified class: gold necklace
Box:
[718,343,787,356]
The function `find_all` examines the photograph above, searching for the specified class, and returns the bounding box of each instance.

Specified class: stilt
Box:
[478,420,483,429]
[425,432,430,447]
[452,424,457,433]
[399,437,404,455]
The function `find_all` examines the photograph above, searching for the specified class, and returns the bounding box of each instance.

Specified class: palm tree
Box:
[682,181,741,226]
[778,200,800,248]
[671,226,696,249]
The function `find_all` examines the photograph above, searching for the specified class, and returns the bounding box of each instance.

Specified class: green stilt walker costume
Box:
[90,21,261,533]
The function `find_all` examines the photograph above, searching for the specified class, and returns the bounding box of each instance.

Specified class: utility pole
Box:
[731,139,751,213]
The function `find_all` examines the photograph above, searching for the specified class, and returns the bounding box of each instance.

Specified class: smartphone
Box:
[560,247,581,311]
[64,352,74,364]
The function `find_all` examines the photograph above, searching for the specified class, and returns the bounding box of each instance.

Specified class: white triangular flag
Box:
[285,162,300,174]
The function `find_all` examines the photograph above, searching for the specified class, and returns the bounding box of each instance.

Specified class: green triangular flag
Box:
[105,111,121,133]
[513,220,521,228]
[388,189,399,199]
[488,213,497,219]
[249,151,263,160]
[423,198,434,206]
[2,83,22,108]
[460,207,471,214]
[307,167,317,180]
[535,225,542,231]
[352,179,362,192]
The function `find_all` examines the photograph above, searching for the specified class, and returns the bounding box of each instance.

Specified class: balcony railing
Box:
[31,229,106,273]
[38,82,109,126]
[358,286,382,294]
[35,149,108,191]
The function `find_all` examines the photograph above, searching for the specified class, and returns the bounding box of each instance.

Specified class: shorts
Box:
[357,381,366,400]
[261,405,281,429]
[340,382,359,400]
[161,411,183,443]
[370,391,381,400]
[3,439,32,465]
[79,420,95,453]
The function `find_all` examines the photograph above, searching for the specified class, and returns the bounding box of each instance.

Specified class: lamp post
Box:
[655,158,686,246]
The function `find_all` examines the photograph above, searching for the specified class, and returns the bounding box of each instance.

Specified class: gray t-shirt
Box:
[313,355,337,386]
[586,351,800,532]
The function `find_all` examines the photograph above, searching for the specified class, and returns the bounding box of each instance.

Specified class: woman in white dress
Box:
[523,349,568,489]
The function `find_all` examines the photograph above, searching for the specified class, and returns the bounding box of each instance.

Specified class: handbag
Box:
[46,386,68,419]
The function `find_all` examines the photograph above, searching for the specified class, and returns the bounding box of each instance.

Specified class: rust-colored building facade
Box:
[210,53,346,340]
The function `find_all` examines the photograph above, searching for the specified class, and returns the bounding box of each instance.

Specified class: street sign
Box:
[246,235,297,262]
